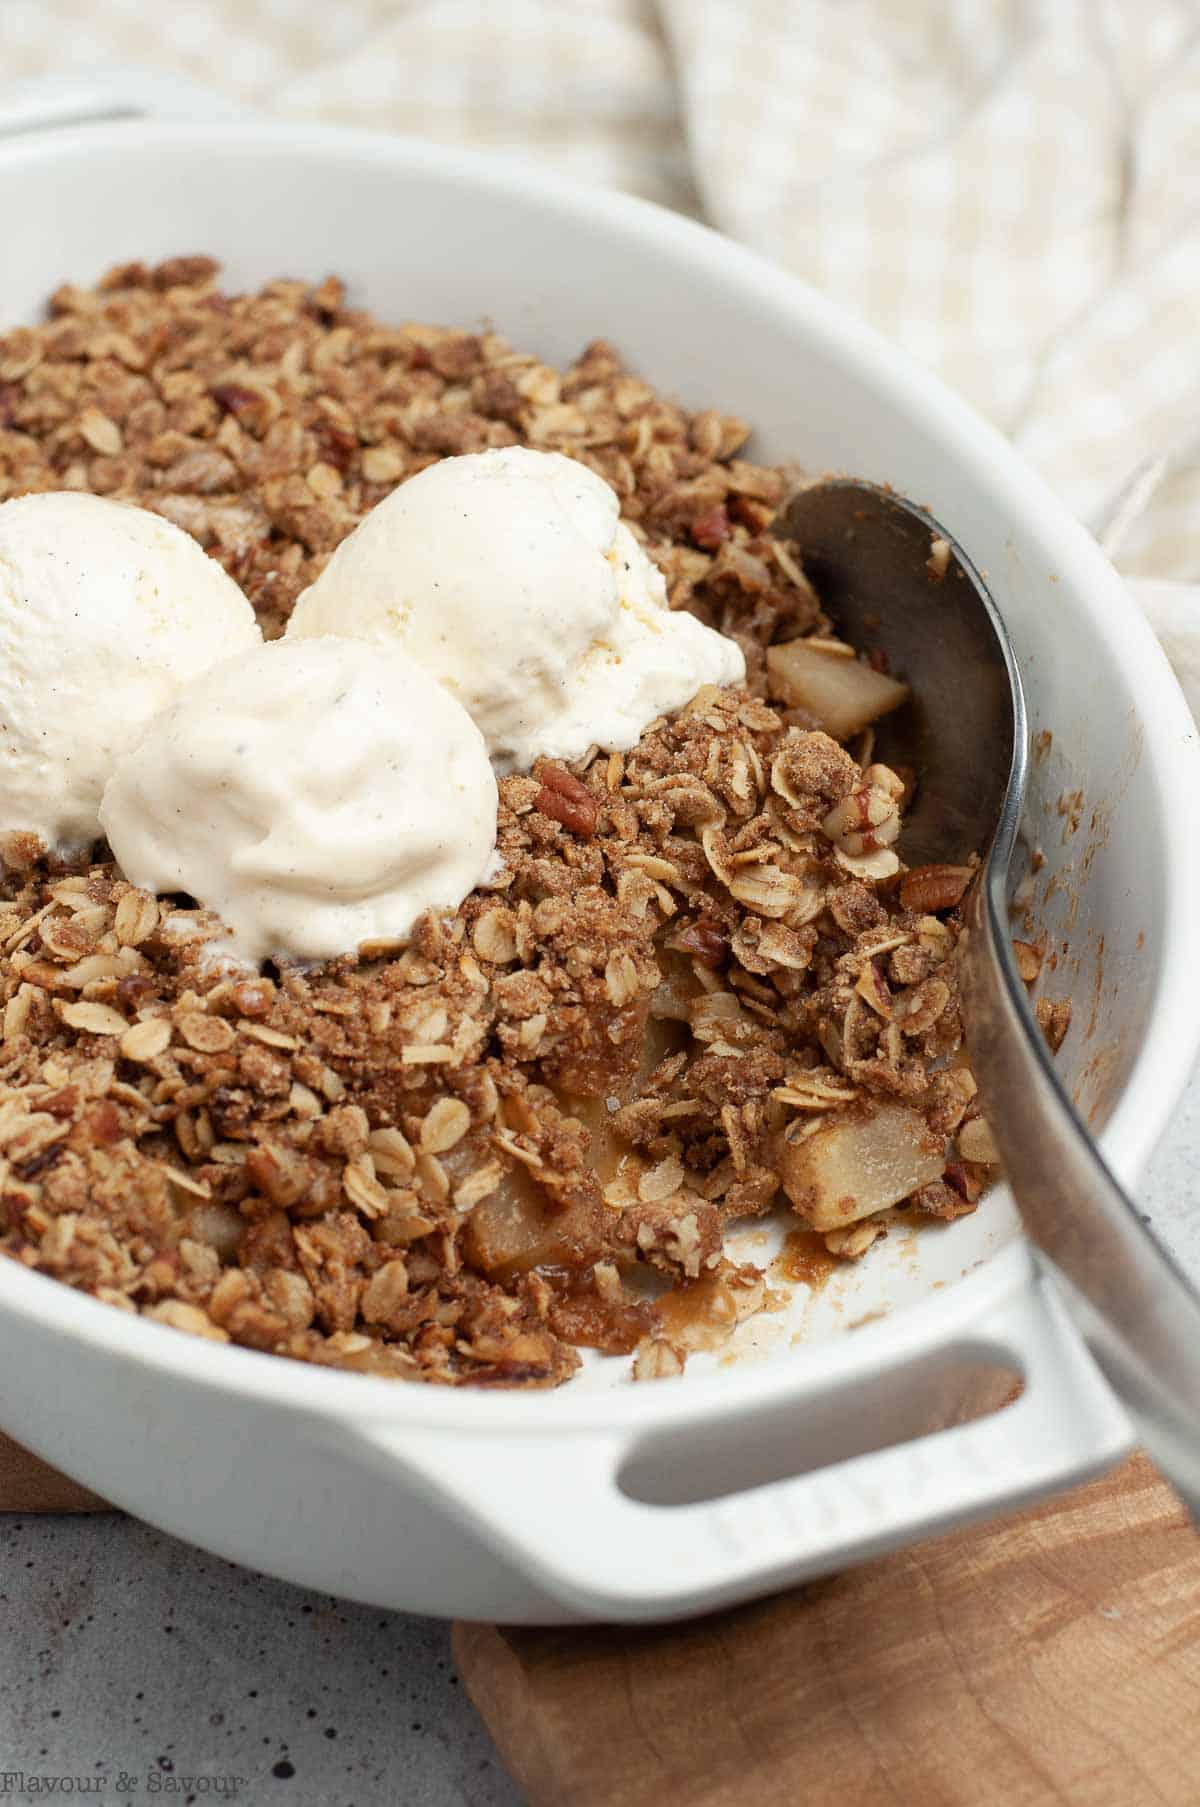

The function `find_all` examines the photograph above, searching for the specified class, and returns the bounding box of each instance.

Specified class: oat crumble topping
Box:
[0,259,1070,1386]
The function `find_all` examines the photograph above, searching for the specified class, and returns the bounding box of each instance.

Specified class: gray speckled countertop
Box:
[2,1057,1198,1807]
[0,1513,518,1807]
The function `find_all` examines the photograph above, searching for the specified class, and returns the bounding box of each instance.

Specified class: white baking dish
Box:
[1,85,1197,1626]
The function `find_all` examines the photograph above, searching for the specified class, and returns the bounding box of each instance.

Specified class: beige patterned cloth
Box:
[4,0,1200,698]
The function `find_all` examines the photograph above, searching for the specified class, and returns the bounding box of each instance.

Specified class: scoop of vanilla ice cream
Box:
[99,637,498,965]
[0,491,262,854]
[287,447,745,771]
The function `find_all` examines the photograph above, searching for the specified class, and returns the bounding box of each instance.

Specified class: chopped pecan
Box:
[667,918,729,967]
[691,503,731,550]
[534,764,599,838]
[909,1178,976,1221]
[899,864,974,913]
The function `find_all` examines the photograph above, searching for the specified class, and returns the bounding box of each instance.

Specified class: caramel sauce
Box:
[653,1272,741,1352]
[771,1229,837,1291]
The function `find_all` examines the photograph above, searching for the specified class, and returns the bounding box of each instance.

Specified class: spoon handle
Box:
[962,872,1200,1518]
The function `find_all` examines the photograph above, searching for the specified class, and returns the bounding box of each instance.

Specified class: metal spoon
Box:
[779,480,1200,1514]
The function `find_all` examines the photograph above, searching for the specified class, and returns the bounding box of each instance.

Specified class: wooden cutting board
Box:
[6,1433,1198,1802]
[454,1453,1200,1806]
[0,1430,106,1512]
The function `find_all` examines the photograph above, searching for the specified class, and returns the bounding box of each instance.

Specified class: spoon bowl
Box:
[779,481,1023,864]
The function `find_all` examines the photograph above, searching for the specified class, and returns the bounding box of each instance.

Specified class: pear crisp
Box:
[0,259,1048,1387]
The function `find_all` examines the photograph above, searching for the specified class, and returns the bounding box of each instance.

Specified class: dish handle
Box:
[347,1260,1132,1622]
[0,70,248,139]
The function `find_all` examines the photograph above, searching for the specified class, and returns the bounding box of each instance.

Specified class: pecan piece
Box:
[899,864,974,913]
[943,1159,984,1204]
[691,503,731,550]
[668,917,728,967]
[909,1178,976,1221]
[210,383,269,431]
[83,1100,122,1148]
[534,764,599,838]
[40,1086,80,1120]
[316,421,359,472]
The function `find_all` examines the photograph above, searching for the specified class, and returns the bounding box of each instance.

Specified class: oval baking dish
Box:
[1,92,1197,1624]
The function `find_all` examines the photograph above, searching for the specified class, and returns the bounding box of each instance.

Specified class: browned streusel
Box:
[0,259,1066,1386]
[0,256,814,666]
